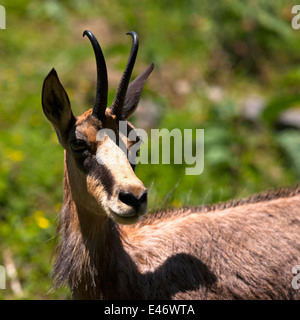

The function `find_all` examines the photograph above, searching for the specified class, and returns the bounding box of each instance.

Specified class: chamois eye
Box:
[70,140,88,152]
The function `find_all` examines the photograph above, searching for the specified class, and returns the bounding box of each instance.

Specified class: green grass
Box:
[1,0,300,299]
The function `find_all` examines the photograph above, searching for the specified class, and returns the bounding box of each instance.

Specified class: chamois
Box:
[42,30,300,299]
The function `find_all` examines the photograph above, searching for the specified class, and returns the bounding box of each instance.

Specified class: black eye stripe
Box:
[85,156,115,197]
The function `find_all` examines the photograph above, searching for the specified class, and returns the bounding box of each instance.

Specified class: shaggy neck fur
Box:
[52,160,139,299]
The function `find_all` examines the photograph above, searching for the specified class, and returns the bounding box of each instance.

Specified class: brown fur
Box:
[52,165,300,299]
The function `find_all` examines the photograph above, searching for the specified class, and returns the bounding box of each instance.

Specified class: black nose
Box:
[118,190,147,209]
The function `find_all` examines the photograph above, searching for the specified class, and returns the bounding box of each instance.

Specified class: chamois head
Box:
[42,30,154,225]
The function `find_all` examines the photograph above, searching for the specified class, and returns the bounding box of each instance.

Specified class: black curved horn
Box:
[110,31,139,118]
[83,30,108,120]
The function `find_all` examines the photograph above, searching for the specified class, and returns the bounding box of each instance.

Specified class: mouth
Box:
[108,206,147,225]
[108,208,140,225]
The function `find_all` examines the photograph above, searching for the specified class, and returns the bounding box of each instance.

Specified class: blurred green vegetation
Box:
[1,0,300,299]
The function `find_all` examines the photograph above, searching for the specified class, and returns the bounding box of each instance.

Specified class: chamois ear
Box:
[122,63,154,119]
[42,68,75,146]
